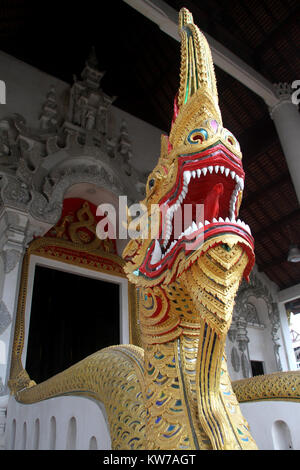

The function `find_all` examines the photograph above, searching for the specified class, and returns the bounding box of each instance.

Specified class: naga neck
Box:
[138,242,257,450]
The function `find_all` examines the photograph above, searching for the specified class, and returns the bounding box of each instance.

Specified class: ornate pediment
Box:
[0,49,146,225]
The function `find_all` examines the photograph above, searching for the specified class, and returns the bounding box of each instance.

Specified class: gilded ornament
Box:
[8,9,300,451]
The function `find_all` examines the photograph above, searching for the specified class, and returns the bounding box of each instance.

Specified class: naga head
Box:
[123,8,254,289]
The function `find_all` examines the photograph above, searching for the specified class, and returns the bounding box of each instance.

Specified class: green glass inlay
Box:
[222,243,231,252]
[154,353,165,360]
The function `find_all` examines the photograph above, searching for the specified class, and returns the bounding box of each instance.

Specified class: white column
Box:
[0,208,30,392]
[0,208,30,450]
[0,394,8,449]
[277,302,297,371]
[270,83,300,203]
[0,207,51,393]
[277,285,300,371]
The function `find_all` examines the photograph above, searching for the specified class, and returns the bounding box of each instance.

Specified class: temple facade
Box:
[0,42,298,451]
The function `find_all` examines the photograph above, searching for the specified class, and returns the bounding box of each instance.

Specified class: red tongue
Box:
[204,183,224,221]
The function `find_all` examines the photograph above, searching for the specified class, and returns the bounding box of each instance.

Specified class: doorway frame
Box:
[22,254,129,369]
[9,232,138,393]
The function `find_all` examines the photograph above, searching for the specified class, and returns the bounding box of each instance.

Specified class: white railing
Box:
[5,395,111,450]
[3,395,300,450]
[240,401,300,450]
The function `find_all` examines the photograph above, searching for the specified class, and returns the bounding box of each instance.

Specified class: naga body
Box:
[10,8,296,451]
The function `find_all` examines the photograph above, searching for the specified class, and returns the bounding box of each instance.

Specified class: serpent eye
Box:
[148,178,155,190]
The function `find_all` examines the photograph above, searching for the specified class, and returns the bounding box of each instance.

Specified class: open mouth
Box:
[146,145,254,273]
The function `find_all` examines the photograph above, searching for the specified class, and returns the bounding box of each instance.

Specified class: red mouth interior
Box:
[178,171,235,225]
[160,171,237,255]
[185,171,235,221]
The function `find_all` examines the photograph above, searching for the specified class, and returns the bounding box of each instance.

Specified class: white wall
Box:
[241,401,300,450]
[6,395,111,450]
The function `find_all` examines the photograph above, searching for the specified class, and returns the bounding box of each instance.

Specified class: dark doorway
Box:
[250,360,265,377]
[25,265,120,383]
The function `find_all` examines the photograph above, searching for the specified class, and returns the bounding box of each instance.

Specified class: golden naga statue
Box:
[9,8,300,450]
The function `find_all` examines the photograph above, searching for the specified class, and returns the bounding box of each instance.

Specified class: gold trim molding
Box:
[233,371,300,403]
[9,234,139,394]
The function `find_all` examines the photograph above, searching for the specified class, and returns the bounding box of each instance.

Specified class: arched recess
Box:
[272,420,293,450]
[8,197,140,393]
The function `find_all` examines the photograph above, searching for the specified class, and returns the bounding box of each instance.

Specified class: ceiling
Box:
[0,0,299,290]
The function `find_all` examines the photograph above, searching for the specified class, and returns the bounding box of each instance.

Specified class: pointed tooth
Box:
[202,167,207,176]
[235,175,240,184]
[215,166,219,174]
[151,240,162,265]
[170,241,176,250]
[197,169,201,178]
[231,171,236,179]
[184,171,191,185]
[219,217,224,222]
[192,221,198,232]
[220,166,225,174]
[208,166,213,174]
[225,168,230,177]
[192,170,196,178]
[205,220,210,225]
[212,218,218,223]
[239,179,244,190]
[225,217,230,222]
[198,222,203,228]
[237,219,242,225]
[179,194,183,203]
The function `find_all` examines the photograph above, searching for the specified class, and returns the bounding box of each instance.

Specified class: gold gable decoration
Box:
[48,199,117,255]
